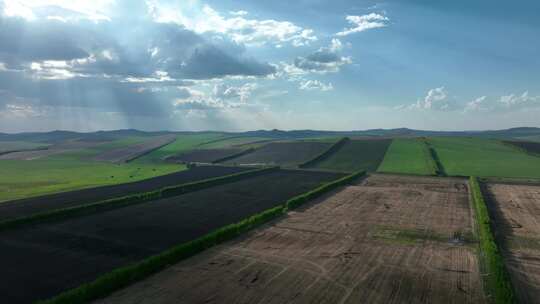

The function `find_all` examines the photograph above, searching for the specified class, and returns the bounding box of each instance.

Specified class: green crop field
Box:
[46,137,149,161]
[198,136,272,149]
[0,141,50,153]
[429,137,540,178]
[0,159,184,202]
[377,138,436,175]
[134,133,225,163]
[313,139,391,172]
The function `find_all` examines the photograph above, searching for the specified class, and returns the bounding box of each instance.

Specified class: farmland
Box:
[377,138,436,175]
[504,140,540,155]
[224,141,333,167]
[0,165,250,221]
[0,169,344,303]
[93,135,177,163]
[0,141,49,154]
[483,183,540,303]
[167,148,248,164]
[100,174,484,304]
[311,139,391,172]
[429,137,540,178]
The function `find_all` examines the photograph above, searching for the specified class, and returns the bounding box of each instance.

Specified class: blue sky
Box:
[0,0,539,132]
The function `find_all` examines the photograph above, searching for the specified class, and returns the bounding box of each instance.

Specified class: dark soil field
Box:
[93,135,176,163]
[0,165,250,221]
[483,183,540,303]
[504,140,540,155]
[0,169,344,303]
[224,142,333,167]
[312,139,392,172]
[99,174,485,304]
[167,148,247,163]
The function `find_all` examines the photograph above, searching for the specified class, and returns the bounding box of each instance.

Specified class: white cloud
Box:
[291,39,352,74]
[500,91,540,109]
[299,80,333,91]
[229,10,248,16]
[150,3,317,47]
[464,96,488,112]
[401,87,453,111]
[213,83,257,102]
[2,0,112,21]
[336,13,389,36]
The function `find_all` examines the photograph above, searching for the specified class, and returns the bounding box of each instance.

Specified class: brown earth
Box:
[167,148,246,164]
[0,169,343,303]
[484,183,540,304]
[93,135,176,163]
[0,141,103,160]
[504,140,540,155]
[98,174,485,304]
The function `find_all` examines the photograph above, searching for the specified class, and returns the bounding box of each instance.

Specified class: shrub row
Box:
[298,137,350,168]
[0,167,277,232]
[469,177,516,304]
[419,138,446,176]
[40,170,364,304]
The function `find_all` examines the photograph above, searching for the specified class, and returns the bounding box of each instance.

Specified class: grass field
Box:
[313,139,391,172]
[377,138,436,175]
[45,137,149,161]
[0,159,183,202]
[134,133,225,163]
[429,137,540,178]
[197,136,270,149]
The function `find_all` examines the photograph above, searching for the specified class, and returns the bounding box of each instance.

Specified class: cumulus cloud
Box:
[500,91,540,109]
[293,38,352,74]
[213,83,257,102]
[299,80,333,91]
[399,87,455,111]
[464,96,488,112]
[149,3,317,47]
[336,13,389,36]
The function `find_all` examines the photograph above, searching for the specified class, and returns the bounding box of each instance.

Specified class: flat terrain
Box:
[429,137,540,178]
[0,159,181,202]
[0,169,343,303]
[378,138,436,175]
[198,136,273,149]
[0,165,249,221]
[0,141,49,154]
[0,140,104,160]
[504,140,540,155]
[93,135,177,163]
[99,174,485,304]
[224,142,333,167]
[167,148,247,164]
[313,139,391,172]
[484,183,540,303]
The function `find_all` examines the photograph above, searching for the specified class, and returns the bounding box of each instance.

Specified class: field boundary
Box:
[298,137,350,168]
[501,140,540,158]
[469,176,517,304]
[124,137,177,163]
[38,170,365,304]
[212,148,256,163]
[0,167,277,232]
[421,138,446,176]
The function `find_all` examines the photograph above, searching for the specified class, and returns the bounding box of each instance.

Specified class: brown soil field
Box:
[224,142,333,167]
[167,148,246,163]
[0,169,343,303]
[98,174,485,304]
[0,141,102,160]
[483,183,540,303]
[93,135,176,163]
[504,140,540,155]
[0,165,250,221]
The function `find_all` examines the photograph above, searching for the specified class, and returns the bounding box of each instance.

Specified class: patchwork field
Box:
[0,169,344,303]
[504,140,540,155]
[429,137,540,178]
[312,139,391,172]
[0,141,49,154]
[0,159,182,202]
[99,174,485,304]
[377,138,436,175]
[0,165,250,221]
[198,136,273,149]
[0,140,103,160]
[167,148,249,164]
[483,183,540,303]
[93,135,177,163]
[224,142,333,167]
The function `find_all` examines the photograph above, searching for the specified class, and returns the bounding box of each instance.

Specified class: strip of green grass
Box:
[313,139,391,172]
[377,138,435,175]
[430,137,540,178]
[0,159,183,202]
[299,137,349,168]
[0,167,275,232]
[40,170,364,304]
[469,177,516,303]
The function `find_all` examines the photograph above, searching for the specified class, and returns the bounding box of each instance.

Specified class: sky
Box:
[0,0,539,133]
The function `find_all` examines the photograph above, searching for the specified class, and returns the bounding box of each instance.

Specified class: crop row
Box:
[0,167,277,232]
[40,170,364,304]
[298,137,350,168]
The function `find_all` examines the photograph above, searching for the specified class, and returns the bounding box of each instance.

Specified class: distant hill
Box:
[1,127,540,143]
